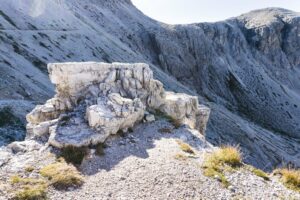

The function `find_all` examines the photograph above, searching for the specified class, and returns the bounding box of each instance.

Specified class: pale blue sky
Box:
[132,0,300,24]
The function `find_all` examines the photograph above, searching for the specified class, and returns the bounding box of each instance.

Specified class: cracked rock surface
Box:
[26,62,210,148]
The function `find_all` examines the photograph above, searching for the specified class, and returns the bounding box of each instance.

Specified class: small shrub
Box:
[10,175,47,200]
[171,118,182,129]
[158,127,172,134]
[206,146,242,168]
[202,146,242,188]
[25,166,34,173]
[274,168,300,192]
[60,146,88,165]
[11,175,22,184]
[174,153,188,161]
[95,143,107,156]
[40,160,84,189]
[176,140,195,154]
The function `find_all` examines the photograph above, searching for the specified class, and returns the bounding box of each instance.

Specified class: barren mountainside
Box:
[0,0,300,170]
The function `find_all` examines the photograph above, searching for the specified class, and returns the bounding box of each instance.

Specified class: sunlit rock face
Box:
[26,62,210,148]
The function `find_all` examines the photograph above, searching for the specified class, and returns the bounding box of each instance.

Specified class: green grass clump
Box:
[10,175,47,200]
[274,168,300,192]
[60,146,88,165]
[176,140,195,154]
[202,146,242,188]
[249,167,270,181]
[40,159,84,189]
[204,167,230,188]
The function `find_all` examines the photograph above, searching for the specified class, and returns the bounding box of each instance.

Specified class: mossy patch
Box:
[14,184,47,200]
[204,167,230,188]
[10,175,47,200]
[40,159,84,190]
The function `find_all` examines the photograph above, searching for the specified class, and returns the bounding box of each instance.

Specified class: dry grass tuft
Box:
[24,166,34,173]
[203,167,230,188]
[174,153,188,161]
[176,140,195,154]
[40,159,84,189]
[248,167,269,181]
[274,168,300,192]
[10,175,47,200]
[10,175,45,185]
[14,184,47,200]
[202,146,242,187]
[210,146,242,167]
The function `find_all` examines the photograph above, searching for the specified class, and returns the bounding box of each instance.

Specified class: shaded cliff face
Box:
[0,0,299,169]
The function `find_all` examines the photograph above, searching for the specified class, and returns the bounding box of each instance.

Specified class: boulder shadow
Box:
[80,120,210,176]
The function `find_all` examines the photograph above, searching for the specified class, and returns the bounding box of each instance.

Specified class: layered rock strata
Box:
[26,62,210,148]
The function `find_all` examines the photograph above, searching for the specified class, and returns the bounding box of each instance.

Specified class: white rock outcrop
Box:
[26,62,210,148]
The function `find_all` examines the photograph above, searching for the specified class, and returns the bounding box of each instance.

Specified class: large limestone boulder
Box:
[26,62,210,148]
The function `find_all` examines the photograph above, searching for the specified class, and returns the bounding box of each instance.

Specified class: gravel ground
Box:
[0,120,299,200]
[45,120,300,200]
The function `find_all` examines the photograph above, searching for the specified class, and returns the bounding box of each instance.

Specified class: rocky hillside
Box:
[1,120,299,200]
[0,0,299,170]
